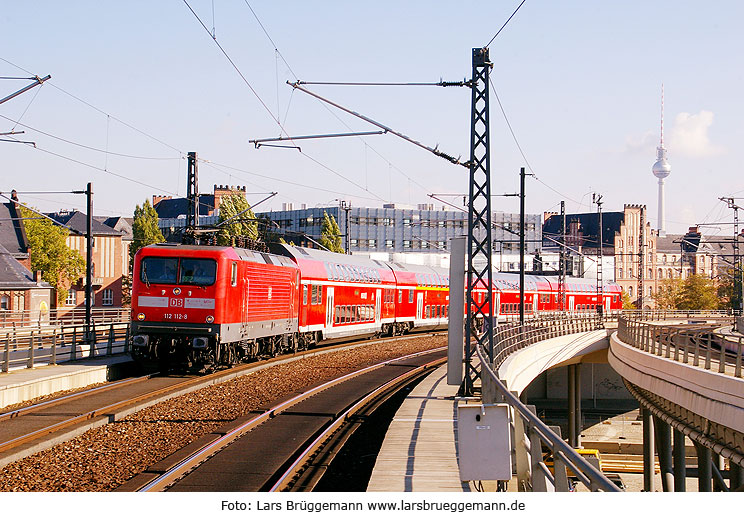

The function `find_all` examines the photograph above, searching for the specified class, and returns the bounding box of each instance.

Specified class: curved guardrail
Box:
[477,309,736,492]
[617,314,740,377]
[477,344,620,492]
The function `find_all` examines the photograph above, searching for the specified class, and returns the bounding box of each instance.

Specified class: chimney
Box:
[34,270,42,282]
[152,195,171,207]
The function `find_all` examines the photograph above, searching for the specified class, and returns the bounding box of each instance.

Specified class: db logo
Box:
[169,298,184,307]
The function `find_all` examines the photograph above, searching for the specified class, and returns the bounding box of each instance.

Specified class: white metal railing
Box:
[1,321,131,373]
[0,307,130,329]
[617,313,740,378]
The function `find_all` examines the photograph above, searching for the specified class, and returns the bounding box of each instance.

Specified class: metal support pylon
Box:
[185,151,199,245]
[464,47,494,396]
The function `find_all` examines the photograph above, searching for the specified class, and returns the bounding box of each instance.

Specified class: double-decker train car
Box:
[272,244,398,342]
[130,242,623,371]
[387,261,450,333]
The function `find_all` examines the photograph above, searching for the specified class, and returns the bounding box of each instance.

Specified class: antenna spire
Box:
[660,83,665,147]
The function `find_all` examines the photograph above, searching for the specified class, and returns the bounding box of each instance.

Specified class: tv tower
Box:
[652,84,671,237]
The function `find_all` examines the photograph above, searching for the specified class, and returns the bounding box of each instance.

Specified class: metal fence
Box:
[2,321,131,373]
[0,307,130,329]
[617,314,741,378]
[476,309,738,491]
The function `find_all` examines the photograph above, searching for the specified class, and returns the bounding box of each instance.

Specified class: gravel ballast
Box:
[0,335,445,491]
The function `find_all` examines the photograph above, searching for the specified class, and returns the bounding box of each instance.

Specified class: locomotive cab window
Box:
[141,257,216,286]
[141,257,178,285]
[179,258,217,286]
[231,262,238,287]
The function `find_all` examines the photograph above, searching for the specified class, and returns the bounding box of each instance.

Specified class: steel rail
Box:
[0,374,154,422]
[136,347,445,492]
[0,333,444,458]
[269,355,447,491]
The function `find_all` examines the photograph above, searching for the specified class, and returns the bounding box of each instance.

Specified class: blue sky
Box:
[1,1,742,235]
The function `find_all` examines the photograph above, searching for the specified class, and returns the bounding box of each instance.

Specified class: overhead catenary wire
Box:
[0,113,181,161]
[240,1,440,201]
[183,1,390,203]
[484,0,527,48]
[0,56,184,155]
[289,81,468,168]
[488,78,590,210]
[5,136,179,196]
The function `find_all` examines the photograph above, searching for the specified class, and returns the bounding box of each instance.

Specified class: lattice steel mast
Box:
[464,48,494,396]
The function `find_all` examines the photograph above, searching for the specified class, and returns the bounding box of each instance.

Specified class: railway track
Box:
[125,348,445,492]
[0,332,444,474]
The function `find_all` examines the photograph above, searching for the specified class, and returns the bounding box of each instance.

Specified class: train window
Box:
[355,306,361,322]
[409,289,414,303]
[398,290,403,303]
[179,258,217,286]
[141,257,178,285]
[318,286,322,305]
[303,285,308,305]
[326,263,334,280]
[231,262,237,287]
[335,305,340,323]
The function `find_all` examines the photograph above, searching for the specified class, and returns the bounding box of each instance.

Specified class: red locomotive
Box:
[130,243,622,371]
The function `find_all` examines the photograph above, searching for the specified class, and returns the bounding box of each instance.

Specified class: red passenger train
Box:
[130,243,622,371]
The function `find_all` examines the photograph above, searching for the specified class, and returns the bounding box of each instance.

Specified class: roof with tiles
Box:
[0,201,29,258]
[45,211,123,236]
[153,196,215,219]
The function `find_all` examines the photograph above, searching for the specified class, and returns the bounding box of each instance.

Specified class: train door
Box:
[605,296,612,311]
[416,292,423,319]
[375,289,381,323]
[533,293,538,316]
[326,287,335,328]
[568,295,575,311]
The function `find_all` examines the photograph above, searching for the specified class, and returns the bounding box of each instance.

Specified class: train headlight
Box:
[137,313,146,321]
[206,315,214,324]
[173,287,182,295]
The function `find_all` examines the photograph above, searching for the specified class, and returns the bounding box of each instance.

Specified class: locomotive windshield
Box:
[141,257,217,286]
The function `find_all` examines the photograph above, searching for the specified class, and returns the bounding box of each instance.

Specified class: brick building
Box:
[0,196,53,321]
[46,211,126,309]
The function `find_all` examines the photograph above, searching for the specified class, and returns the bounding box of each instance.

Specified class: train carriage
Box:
[389,262,450,333]
[272,244,397,341]
[129,241,624,372]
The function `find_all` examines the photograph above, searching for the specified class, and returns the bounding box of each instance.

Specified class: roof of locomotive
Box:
[137,243,298,269]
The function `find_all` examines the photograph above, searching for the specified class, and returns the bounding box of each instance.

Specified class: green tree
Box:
[653,274,722,310]
[716,270,737,310]
[677,274,720,310]
[653,279,683,309]
[21,207,85,304]
[130,199,165,266]
[217,193,257,246]
[621,291,636,310]
[319,212,344,253]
